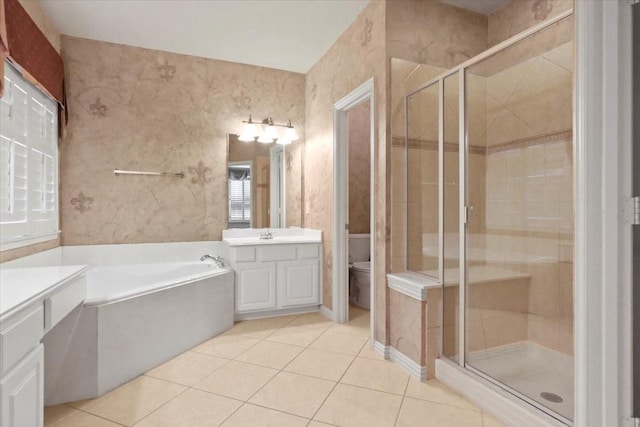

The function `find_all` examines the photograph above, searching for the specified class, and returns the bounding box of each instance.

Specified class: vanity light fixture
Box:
[239,115,299,145]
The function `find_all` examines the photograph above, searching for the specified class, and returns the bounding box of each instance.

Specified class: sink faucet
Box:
[200,254,225,267]
[259,230,274,240]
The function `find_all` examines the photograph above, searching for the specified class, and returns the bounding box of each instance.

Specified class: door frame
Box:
[270,144,285,228]
[332,78,375,329]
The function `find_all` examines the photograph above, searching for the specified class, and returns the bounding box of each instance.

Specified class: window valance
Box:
[0,0,66,130]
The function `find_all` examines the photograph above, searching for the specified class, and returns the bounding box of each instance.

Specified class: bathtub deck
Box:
[43,308,503,427]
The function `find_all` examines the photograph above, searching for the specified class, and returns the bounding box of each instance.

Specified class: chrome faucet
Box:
[259,230,274,240]
[200,254,225,267]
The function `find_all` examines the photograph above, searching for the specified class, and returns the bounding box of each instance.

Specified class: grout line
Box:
[393,373,412,426]
[307,333,371,423]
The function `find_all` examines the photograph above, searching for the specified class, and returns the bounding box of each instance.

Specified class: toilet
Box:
[348,234,371,309]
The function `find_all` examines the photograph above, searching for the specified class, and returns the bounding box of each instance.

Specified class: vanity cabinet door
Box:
[235,262,277,312]
[0,344,44,427]
[278,259,319,307]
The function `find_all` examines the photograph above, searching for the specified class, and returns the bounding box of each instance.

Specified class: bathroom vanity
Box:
[223,229,322,320]
[0,265,88,427]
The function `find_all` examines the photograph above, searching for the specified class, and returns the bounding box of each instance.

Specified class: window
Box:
[0,63,59,250]
[228,165,251,223]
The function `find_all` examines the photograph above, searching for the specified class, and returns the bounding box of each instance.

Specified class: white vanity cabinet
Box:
[225,239,322,319]
[0,266,88,427]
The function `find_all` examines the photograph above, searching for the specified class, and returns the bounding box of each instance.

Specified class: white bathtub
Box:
[1,242,235,405]
[84,261,224,305]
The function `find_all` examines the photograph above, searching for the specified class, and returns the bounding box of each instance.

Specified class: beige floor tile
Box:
[357,340,385,360]
[48,410,121,427]
[287,312,334,330]
[145,351,228,386]
[264,326,324,347]
[193,360,278,401]
[191,335,260,359]
[236,340,304,369]
[396,397,483,427]
[71,376,186,426]
[221,403,309,427]
[483,412,507,427]
[44,404,77,426]
[307,422,337,427]
[405,377,480,411]
[327,323,370,337]
[314,383,403,427]
[249,371,335,418]
[284,348,355,381]
[224,315,298,339]
[340,357,409,395]
[309,331,368,355]
[134,388,241,427]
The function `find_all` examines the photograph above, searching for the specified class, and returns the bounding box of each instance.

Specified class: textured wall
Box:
[304,0,387,333]
[348,101,371,235]
[60,36,305,245]
[488,0,573,47]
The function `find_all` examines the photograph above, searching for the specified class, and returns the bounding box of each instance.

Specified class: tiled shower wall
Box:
[59,36,305,245]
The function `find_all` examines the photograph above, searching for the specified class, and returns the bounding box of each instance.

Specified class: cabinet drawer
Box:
[297,245,319,259]
[258,245,296,261]
[0,306,44,376]
[44,275,86,333]
[234,247,256,263]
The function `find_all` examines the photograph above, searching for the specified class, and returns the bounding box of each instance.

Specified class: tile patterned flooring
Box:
[44,307,505,427]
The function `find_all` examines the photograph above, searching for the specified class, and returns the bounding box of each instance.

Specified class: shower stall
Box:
[402,11,575,425]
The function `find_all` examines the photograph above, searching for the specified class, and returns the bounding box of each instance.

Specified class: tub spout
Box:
[200,254,225,267]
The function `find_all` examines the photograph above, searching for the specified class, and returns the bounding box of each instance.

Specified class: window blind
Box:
[0,62,58,248]
[228,169,251,223]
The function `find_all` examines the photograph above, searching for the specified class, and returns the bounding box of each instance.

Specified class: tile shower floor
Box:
[44,307,505,427]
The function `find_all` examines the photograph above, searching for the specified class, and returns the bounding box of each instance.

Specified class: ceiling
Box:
[39,0,370,74]
[39,0,509,74]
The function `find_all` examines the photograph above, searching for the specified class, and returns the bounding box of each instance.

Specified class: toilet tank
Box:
[349,234,370,263]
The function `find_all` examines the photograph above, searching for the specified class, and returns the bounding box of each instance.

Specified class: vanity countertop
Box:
[222,228,322,246]
[0,264,89,319]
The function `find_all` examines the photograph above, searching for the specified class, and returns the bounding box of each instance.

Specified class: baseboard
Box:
[318,305,334,321]
[388,346,427,381]
[436,359,568,427]
[373,341,426,381]
[234,305,319,321]
[373,340,389,358]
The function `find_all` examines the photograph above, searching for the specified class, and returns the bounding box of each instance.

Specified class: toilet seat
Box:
[351,261,370,272]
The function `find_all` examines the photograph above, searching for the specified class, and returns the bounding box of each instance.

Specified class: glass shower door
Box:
[463,17,575,423]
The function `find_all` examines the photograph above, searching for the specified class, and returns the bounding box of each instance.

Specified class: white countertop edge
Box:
[0,265,90,321]
[386,272,439,301]
[223,238,322,247]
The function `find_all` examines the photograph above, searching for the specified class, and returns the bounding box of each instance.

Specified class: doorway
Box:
[332,79,375,340]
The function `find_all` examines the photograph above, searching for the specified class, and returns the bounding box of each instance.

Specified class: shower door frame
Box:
[404,8,577,426]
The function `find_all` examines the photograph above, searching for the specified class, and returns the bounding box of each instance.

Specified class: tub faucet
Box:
[200,254,225,267]
[260,230,274,240]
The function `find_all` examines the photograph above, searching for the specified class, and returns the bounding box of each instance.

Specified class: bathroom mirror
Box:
[227,134,303,229]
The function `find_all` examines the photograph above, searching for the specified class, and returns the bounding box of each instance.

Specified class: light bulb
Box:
[238,122,259,142]
[275,137,291,145]
[257,132,273,143]
[284,126,299,142]
[264,125,279,141]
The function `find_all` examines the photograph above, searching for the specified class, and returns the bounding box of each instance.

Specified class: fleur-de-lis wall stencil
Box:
[157,60,176,81]
[89,98,107,117]
[360,18,373,47]
[71,192,94,213]
[188,161,212,186]
[310,83,318,101]
[531,0,553,21]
